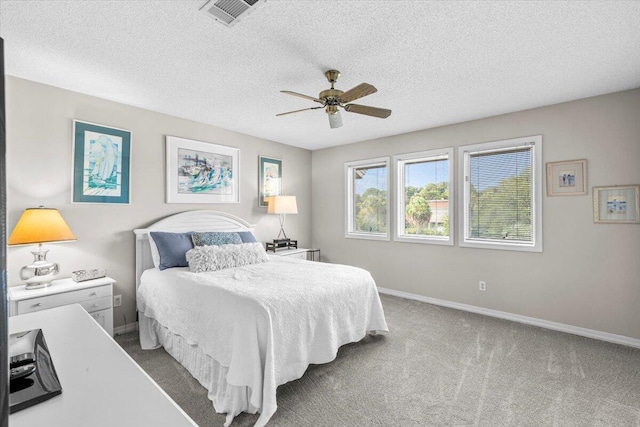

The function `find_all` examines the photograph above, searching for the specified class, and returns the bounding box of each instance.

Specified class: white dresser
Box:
[8,277,115,336]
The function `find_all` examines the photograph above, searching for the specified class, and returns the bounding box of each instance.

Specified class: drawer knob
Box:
[90,292,98,296]
[33,303,42,308]
[92,303,99,308]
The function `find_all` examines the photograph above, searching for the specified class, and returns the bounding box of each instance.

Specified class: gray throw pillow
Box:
[236,231,258,243]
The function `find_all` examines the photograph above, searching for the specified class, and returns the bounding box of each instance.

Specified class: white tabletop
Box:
[9,304,197,427]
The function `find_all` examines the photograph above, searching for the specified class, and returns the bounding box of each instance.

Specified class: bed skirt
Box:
[139,313,259,427]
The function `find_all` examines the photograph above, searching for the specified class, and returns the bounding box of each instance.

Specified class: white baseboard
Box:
[114,322,138,336]
[377,287,640,349]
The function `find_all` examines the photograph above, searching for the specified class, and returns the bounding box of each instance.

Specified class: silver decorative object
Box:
[71,268,107,283]
[20,246,60,289]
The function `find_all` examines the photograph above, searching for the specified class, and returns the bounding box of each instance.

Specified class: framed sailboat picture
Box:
[166,136,240,203]
[72,120,131,204]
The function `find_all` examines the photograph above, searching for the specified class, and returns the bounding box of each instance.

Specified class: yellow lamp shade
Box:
[8,207,77,245]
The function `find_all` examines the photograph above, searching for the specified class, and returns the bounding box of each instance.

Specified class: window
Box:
[458,135,542,252]
[395,148,454,245]
[345,157,390,240]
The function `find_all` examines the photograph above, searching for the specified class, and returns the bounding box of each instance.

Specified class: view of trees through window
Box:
[402,158,449,237]
[468,148,533,242]
[354,165,387,233]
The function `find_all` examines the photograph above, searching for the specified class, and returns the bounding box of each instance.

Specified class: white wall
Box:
[312,88,640,340]
[6,77,312,329]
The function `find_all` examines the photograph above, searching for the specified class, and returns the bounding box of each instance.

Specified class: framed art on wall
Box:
[259,156,282,207]
[166,135,240,203]
[546,159,587,196]
[72,120,131,204]
[593,185,640,224]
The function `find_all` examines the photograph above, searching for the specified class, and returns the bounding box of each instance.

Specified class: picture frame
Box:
[593,185,640,224]
[166,135,240,203]
[546,159,587,196]
[259,156,282,207]
[72,120,131,204]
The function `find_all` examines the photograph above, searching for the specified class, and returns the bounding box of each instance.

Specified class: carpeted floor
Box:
[116,294,640,426]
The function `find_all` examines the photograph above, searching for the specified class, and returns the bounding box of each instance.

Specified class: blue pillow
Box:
[236,231,258,243]
[150,231,194,271]
[191,231,243,247]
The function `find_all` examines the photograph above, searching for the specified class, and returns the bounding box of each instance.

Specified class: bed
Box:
[133,210,388,427]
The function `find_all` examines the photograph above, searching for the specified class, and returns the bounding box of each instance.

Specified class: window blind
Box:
[467,146,533,242]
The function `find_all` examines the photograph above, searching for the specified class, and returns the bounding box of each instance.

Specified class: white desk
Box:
[9,304,197,427]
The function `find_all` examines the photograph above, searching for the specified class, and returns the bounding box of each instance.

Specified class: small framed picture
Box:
[259,156,282,207]
[166,135,240,203]
[72,120,131,204]
[546,159,587,196]
[593,185,640,224]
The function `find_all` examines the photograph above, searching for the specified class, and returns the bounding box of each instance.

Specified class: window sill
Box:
[394,235,453,246]
[460,239,542,252]
[345,232,390,241]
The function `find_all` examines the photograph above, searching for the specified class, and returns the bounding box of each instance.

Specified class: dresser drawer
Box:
[16,285,112,315]
[79,296,112,313]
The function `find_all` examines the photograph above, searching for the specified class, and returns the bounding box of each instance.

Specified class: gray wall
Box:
[6,76,640,340]
[312,88,640,340]
[6,76,312,329]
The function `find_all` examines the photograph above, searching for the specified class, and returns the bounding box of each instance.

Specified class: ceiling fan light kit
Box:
[278,70,392,129]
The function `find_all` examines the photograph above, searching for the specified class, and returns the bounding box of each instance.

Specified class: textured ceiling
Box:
[1,1,639,150]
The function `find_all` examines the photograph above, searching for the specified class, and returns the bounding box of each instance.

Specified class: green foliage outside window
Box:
[355,188,387,233]
[469,166,532,241]
[403,182,449,236]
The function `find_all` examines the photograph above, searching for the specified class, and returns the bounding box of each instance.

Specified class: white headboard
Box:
[133,210,254,290]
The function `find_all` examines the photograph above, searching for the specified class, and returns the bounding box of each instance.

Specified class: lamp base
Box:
[20,247,59,290]
[24,281,54,290]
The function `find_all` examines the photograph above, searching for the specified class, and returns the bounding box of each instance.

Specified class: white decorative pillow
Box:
[186,242,270,273]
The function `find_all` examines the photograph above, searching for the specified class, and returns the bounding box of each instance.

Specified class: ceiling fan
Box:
[277,70,391,129]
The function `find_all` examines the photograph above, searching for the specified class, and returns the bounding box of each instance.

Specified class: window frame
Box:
[394,148,454,245]
[345,157,391,241]
[457,135,543,252]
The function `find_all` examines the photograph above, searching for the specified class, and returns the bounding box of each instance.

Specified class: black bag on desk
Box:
[9,329,62,413]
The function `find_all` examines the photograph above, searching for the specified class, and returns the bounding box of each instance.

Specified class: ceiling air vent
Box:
[200,0,266,27]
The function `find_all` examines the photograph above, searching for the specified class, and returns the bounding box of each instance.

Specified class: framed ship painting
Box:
[166,136,240,203]
[72,120,131,204]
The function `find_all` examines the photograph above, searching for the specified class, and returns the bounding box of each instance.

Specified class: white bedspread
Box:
[137,256,388,426]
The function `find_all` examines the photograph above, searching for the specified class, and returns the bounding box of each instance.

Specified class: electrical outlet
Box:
[114,294,122,307]
[479,281,486,291]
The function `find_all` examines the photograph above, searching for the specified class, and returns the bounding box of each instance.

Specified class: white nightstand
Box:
[8,277,115,336]
[269,248,320,261]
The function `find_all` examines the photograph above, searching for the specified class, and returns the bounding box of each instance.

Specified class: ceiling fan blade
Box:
[344,104,392,119]
[276,106,323,117]
[328,111,343,129]
[280,90,324,104]
[339,83,377,103]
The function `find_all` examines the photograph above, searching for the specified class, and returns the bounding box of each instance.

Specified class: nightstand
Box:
[269,247,320,261]
[8,277,115,336]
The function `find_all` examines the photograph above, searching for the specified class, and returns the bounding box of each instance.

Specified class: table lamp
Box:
[8,206,77,289]
[267,195,297,242]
